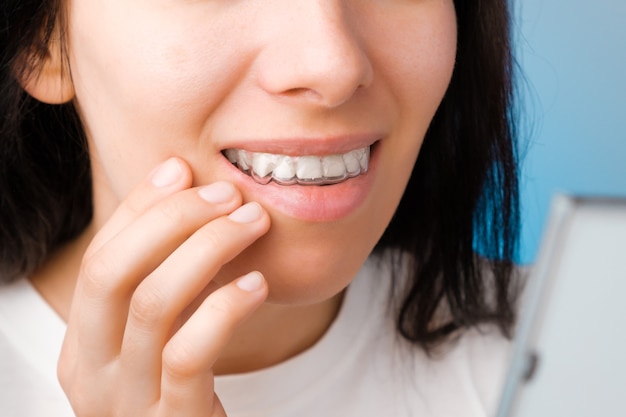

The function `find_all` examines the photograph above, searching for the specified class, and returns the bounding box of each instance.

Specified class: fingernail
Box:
[198,182,236,204]
[152,158,182,187]
[236,272,264,292]
[228,203,262,223]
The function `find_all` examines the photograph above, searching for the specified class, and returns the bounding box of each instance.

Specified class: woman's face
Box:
[66,0,457,303]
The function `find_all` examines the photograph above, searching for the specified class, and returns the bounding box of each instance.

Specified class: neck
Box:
[29,226,343,375]
[213,292,343,375]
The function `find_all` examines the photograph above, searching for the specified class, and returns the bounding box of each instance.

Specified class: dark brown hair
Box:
[376,0,520,346]
[1,0,92,281]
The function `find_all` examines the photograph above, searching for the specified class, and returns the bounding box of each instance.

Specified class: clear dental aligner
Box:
[224,146,370,186]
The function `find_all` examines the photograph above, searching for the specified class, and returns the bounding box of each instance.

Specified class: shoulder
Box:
[350,254,515,416]
[449,326,513,409]
[391,325,513,417]
[0,278,74,416]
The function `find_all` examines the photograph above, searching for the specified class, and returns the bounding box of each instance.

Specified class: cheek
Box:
[385,3,457,120]
[68,5,253,197]
[357,1,456,109]
[379,1,457,181]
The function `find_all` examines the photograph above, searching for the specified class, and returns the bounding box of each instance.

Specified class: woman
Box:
[0,0,520,415]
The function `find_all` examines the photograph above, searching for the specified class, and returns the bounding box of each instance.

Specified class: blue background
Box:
[514,0,626,264]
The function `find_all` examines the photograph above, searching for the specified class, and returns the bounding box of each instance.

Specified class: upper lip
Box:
[219,133,381,156]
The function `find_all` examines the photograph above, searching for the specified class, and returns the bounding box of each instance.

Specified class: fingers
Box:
[59,157,271,416]
[159,272,268,416]
[85,157,192,257]
[119,204,269,403]
[67,180,246,370]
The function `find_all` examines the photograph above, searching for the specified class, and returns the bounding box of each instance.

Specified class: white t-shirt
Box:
[0,256,512,417]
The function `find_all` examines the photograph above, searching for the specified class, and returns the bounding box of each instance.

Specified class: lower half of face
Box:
[69,0,457,304]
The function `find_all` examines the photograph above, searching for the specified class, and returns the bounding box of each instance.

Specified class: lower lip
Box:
[220,148,378,222]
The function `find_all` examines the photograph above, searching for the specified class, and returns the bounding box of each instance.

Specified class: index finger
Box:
[85,157,193,257]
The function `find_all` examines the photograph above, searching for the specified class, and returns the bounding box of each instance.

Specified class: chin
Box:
[218,216,379,305]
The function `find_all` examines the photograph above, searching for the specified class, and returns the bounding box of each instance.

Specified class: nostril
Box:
[283,88,307,95]
[281,87,323,102]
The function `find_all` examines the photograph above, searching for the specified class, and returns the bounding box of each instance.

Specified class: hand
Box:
[58,157,270,416]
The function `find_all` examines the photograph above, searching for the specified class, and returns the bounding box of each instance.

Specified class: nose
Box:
[255,0,374,108]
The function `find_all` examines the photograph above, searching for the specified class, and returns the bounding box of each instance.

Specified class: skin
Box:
[27,0,457,414]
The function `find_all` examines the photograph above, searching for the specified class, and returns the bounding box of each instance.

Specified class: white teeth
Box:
[322,154,347,179]
[252,153,278,178]
[224,149,252,171]
[296,156,323,182]
[273,157,296,182]
[224,146,370,186]
[342,150,361,176]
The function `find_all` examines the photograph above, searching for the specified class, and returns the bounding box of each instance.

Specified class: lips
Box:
[218,138,381,222]
[222,146,370,186]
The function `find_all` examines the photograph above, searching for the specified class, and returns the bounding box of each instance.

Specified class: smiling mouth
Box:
[223,146,370,186]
